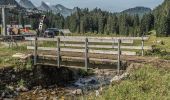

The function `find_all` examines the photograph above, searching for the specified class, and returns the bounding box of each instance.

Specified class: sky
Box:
[17,0,164,12]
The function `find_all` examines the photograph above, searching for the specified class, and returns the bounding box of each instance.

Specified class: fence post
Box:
[85,38,89,71]
[34,36,38,66]
[141,36,144,56]
[57,37,61,67]
[117,39,121,75]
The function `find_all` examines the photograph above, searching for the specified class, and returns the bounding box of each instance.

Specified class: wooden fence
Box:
[26,36,151,74]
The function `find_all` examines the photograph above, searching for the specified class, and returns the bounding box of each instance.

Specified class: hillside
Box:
[51,4,73,17]
[19,0,36,9]
[153,0,170,36]
[0,0,21,8]
[38,1,51,11]
[121,6,151,16]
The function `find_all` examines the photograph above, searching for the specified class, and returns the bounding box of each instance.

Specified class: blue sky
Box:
[17,0,164,12]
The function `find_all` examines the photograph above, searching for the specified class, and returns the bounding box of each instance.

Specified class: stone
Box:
[1,92,6,97]
[12,53,25,59]
[16,86,29,92]
[41,89,47,93]
[37,97,46,100]
[110,72,129,83]
[95,90,100,97]
[51,91,56,95]
[72,89,83,95]
[12,75,16,79]
[52,97,58,100]
[29,73,33,76]
[33,88,38,95]
[7,86,14,91]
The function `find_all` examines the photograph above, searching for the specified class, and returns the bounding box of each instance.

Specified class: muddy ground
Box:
[0,63,119,100]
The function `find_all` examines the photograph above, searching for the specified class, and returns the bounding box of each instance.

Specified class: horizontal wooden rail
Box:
[25,37,134,44]
[27,46,136,56]
[36,63,92,70]
[61,44,152,50]
[38,55,118,63]
[0,34,35,38]
[89,49,136,55]
[56,36,149,40]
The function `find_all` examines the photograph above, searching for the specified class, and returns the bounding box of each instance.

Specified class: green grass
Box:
[0,46,28,67]
[88,65,170,100]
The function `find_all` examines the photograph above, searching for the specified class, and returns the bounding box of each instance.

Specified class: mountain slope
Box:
[37,2,76,17]
[0,0,21,8]
[19,0,36,9]
[38,1,51,11]
[153,0,170,36]
[121,7,151,16]
[51,4,73,17]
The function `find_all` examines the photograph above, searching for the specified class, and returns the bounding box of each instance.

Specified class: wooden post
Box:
[57,37,61,67]
[141,36,144,56]
[34,36,38,66]
[117,39,121,75]
[2,7,6,36]
[85,38,88,71]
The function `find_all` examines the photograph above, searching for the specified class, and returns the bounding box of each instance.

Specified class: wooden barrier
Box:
[26,36,151,74]
[27,46,137,55]
[25,37,134,44]
[55,36,149,40]
[60,44,152,50]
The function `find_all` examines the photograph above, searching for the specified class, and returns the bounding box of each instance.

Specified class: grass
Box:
[87,65,170,100]
[0,46,28,67]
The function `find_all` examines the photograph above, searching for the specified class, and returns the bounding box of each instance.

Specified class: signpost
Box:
[0,5,16,36]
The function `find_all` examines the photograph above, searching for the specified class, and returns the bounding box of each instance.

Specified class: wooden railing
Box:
[26,36,151,73]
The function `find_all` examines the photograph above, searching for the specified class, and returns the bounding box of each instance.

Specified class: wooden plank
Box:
[88,39,133,44]
[142,38,144,56]
[27,46,136,56]
[89,49,136,56]
[117,39,121,75]
[62,48,84,53]
[85,38,88,71]
[62,56,84,60]
[36,63,92,70]
[38,55,117,63]
[56,36,149,40]
[25,37,35,41]
[57,37,61,67]
[89,58,117,63]
[25,37,133,44]
[34,36,38,66]
[27,46,57,51]
[38,55,84,60]
[0,34,35,38]
[61,44,152,50]
[61,38,133,44]
[25,37,56,41]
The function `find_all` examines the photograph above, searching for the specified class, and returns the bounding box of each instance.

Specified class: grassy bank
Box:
[0,46,28,67]
[88,65,170,100]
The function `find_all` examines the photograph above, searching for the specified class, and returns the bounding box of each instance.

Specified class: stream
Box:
[0,66,119,100]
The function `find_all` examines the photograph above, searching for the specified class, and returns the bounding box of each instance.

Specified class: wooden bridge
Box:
[26,36,152,74]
